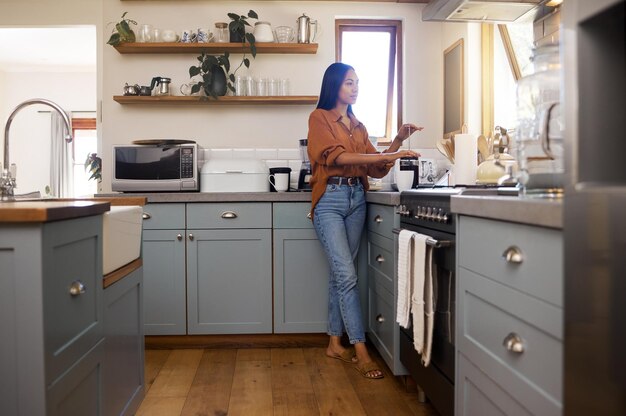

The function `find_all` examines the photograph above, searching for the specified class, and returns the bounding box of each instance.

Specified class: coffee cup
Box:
[197,28,213,43]
[161,29,179,43]
[181,29,196,43]
[269,167,291,192]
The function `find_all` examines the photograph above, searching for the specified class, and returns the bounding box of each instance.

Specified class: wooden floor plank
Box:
[303,347,367,416]
[227,349,273,416]
[180,349,237,416]
[271,348,319,416]
[144,349,172,394]
[136,396,187,416]
[143,349,204,398]
[344,349,419,416]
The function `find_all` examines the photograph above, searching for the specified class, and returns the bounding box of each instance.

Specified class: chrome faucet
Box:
[1,99,73,201]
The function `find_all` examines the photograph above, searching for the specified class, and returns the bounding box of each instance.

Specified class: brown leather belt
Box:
[327,176,361,186]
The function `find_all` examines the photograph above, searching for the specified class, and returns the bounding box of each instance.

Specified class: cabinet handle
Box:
[376,254,385,264]
[69,280,86,297]
[188,233,194,241]
[376,314,385,323]
[306,212,312,220]
[502,246,524,264]
[221,211,238,219]
[374,215,383,223]
[503,332,525,354]
[142,212,151,220]
[177,234,183,241]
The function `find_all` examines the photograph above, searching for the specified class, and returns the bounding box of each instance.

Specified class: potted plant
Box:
[84,153,102,183]
[188,9,259,98]
[106,12,136,46]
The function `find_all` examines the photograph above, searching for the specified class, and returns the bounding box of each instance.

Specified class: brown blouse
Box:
[307,108,390,216]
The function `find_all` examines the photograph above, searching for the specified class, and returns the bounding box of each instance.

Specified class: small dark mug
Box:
[139,86,152,96]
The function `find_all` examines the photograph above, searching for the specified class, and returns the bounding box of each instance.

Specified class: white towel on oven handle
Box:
[421,246,435,367]
[411,233,428,354]
[396,230,414,328]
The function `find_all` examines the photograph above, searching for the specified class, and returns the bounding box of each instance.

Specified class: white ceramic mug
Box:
[161,29,179,43]
[269,172,290,192]
[181,29,196,43]
[197,28,213,43]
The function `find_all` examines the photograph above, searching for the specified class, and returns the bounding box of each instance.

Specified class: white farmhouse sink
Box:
[102,205,143,275]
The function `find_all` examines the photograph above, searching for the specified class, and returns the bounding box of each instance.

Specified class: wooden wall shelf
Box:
[113,42,318,55]
[113,95,319,105]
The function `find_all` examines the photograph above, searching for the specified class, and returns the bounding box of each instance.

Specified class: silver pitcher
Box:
[296,13,319,43]
[150,77,171,96]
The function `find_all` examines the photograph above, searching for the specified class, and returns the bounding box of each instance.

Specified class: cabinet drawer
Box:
[457,353,537,416]
[368,232,394,293]
[368,285,395,361]
[187,202,271,229]
[459,216,563,307]
[43,217,103,385]
[458,268,562,414]
[367,204,397,237]
[273,202,313,229]
[142,203,185,230]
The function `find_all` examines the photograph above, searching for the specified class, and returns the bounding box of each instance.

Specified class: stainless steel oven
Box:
[395,188,460,416]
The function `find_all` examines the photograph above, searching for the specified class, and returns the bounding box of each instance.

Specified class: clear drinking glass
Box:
[268,78,279,96]
[245,76,256,96]
[234,76,246,96]
[256,77,267,96]
[138,24,153,43]
[279,78,290,96]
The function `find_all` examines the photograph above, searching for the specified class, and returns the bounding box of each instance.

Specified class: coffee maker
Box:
[297,139,312,191]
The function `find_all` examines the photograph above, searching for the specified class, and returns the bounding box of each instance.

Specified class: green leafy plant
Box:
[106,12,137,46]
[84,153,102,183]
[188,10,259,99]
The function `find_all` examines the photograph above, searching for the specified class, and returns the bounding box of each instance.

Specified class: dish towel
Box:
[421,244,435,367]
[396,230,415,328]
[410,233,436,367]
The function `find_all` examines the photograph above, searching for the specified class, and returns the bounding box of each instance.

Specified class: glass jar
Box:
[515,44,564,197]
[214,22,229,43]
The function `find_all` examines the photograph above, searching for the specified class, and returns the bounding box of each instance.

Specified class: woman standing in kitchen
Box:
[308,62,422,379]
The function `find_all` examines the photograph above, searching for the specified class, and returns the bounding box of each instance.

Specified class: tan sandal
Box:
[354,361,384,379]
[326,348,357,363]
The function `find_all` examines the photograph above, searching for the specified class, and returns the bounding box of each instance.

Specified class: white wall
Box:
[0,71,96,194]
[101,1,444,191]
[442,21,482,136]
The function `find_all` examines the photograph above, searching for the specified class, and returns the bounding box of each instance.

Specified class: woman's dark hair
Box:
[316,62,355,114]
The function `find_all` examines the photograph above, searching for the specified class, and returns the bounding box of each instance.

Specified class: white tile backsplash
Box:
[277,148,300,160]
[255,148,278,160]
[211,148,233,159]
[232,148,255,159]
[265,159,289,169]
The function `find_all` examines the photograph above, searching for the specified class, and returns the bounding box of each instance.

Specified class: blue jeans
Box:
[313,183,366,344]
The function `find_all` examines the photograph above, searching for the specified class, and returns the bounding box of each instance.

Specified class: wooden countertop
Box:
[0,200,111,223]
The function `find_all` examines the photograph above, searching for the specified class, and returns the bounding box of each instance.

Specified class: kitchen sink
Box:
[102,205,143,275]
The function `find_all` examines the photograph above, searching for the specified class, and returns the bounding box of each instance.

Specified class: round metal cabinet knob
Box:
[374,215,383,223]
[376,255,385,264]
[502,246,524,264]
[69,280,86,297]
[142,212,151,220]
[177,234,183,241]
[188,233,194,241]
[503,332,525,353]
[376,314,385,323]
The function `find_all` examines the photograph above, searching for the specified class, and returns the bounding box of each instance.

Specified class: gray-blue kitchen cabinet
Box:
[141,203,187,335]
[186,203,273,334]
[103,266,144,416]
[366,203,408,375]
[0,215,104,416]
[456,215,563,416]
[273,202,329,333]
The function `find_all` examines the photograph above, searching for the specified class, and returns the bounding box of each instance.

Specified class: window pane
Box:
[341,31,391,138]
[73,129,97,197]
[494,29,518,130]
[506,24,534,77]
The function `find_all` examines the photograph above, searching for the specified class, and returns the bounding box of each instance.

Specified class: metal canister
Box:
[296,13,310,44]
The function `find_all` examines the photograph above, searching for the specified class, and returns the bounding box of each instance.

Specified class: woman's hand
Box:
[396,123,424,142]
[379,150,420,169]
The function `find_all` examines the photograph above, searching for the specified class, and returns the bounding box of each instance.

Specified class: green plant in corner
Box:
[106,12,137,46]
[188,10,259,99]
[85,153,102,183]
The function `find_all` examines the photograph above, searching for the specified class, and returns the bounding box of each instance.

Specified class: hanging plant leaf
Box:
[191,83,202,95]
[189,66,201,77]
[243,58,250,68]
[107,32,121,46]
[248,10,258,19]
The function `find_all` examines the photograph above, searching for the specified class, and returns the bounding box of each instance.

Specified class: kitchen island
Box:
[0,199,145,416]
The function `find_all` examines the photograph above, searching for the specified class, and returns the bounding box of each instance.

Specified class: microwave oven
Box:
[112,143,201,192]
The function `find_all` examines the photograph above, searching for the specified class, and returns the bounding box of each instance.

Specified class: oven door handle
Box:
[392,228,455,248]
